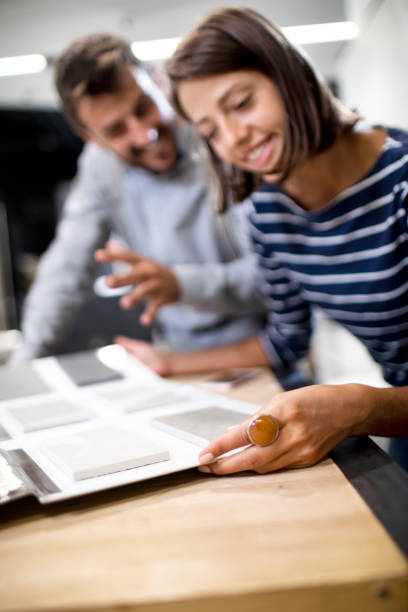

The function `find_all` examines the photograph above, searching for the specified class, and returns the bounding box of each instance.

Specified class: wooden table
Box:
[1,369,407,612]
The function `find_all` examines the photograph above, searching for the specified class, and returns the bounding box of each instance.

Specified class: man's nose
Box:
[127,116,156,148]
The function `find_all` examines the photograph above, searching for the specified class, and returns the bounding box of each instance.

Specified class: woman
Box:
[118,7,408,474]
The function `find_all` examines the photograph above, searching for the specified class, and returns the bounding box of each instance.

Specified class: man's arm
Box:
[175,201,265,313]
[95,201,265,322]
[172,253,264,314]
[95,241,263,325]
[10,146,113,363]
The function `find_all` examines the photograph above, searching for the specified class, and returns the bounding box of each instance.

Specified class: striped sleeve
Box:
[250,219,313,370]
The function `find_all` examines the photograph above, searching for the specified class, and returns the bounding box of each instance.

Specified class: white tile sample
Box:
[123,389,186,412]
[8,400,93,432]
[96,385,160,403]
[42,425,170,480]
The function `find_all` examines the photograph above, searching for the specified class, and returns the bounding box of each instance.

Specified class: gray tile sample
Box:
[57,351,124,386]
[0,364,51,401]
[152,406,248,445]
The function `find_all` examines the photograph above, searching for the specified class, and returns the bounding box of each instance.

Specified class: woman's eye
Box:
[235,95,250,110]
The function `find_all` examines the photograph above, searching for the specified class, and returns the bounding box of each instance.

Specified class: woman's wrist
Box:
[161,335,271,377]
[343,383,377,436]
[345,383,408,437]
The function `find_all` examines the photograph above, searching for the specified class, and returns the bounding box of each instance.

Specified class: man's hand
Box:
[95,241,180,325]
[114,336,171,376]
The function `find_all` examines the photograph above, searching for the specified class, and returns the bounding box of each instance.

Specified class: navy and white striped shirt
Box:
[249,127,408,387]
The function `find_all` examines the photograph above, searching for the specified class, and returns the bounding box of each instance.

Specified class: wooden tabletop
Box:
[1,369,407,612]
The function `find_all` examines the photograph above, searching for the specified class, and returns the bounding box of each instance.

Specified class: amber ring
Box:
[246,414,280,447]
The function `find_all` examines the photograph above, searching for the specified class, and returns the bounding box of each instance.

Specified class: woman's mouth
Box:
[246,137,275,169]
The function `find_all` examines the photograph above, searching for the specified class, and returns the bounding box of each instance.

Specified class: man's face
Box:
[76,66,178,173]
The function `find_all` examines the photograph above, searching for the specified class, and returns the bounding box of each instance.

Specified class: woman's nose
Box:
[224,117,249,148]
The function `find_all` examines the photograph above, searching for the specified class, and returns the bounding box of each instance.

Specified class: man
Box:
[11,33,263,362]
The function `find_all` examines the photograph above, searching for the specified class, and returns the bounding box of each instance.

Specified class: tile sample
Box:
[57,351,123,386]
[8,400,92,432]
[42,425,170,480]
[96,385,160,403]
[0,364,50,401]
[152,406,249,446]
[0,424,11,441]
[124,389,186,412]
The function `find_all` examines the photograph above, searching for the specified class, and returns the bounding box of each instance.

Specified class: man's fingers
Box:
[139,298,161,325]
[95,243,143,265]
[120,279,161,309]
[106,271,142,287]
[105,260,160,288]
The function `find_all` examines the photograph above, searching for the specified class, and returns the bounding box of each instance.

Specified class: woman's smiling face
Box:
[178,69,286,178]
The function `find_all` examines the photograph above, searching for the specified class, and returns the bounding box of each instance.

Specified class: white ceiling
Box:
[0,0,349,107]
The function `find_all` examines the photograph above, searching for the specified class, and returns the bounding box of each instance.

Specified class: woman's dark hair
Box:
[166,7,358,210]
[55,33,140,129]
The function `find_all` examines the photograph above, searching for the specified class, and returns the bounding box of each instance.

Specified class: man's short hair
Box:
[55,33,139,128]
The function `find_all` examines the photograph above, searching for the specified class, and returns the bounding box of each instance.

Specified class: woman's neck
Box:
[271,127,387,212]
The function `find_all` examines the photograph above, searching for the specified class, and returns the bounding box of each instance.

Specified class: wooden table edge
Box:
[330,436,408,559]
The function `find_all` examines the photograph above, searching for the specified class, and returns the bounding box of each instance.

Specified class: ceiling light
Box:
[283,21,358,45]
[0,20,358,75]
[131,20,358,62]
[131,38,180,62]
[0,54,47,77]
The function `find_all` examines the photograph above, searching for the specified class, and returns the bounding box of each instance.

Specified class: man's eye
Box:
[106,124,126,139]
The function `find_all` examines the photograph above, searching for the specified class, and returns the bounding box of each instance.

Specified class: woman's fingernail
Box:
[198,465,211,473]
[199,453,214,465]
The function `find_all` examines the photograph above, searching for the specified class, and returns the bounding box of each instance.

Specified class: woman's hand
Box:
[198,383,374,474]
[114,336,171,376]
[118,335,271,378]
